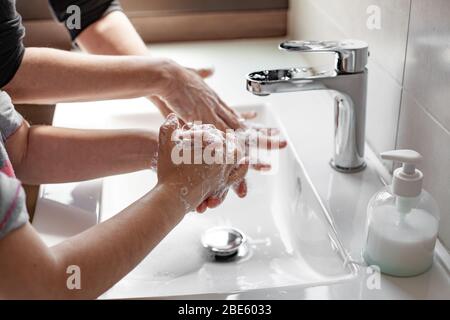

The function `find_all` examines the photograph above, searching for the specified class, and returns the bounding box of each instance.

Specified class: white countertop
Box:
[33,38,450,299]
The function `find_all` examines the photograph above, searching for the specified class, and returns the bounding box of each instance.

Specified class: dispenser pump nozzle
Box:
[380,149,423,198]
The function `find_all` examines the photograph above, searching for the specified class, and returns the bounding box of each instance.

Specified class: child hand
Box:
[156,114,248,213]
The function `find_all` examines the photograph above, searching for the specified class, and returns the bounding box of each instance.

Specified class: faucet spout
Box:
[246,40,369,173]
[247,67,337,96]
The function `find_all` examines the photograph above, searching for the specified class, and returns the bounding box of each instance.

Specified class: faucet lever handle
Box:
[279,40,368,73]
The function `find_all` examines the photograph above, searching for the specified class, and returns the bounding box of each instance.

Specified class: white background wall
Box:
[288,0,450,249]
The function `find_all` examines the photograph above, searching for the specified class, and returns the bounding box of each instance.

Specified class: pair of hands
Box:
[151,61,287,213]
[157,114,249,213]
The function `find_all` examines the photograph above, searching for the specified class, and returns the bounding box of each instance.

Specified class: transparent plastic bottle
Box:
[363,150,440,277]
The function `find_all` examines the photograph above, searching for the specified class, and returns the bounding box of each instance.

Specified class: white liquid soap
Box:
[363,150,440,277]
[364,205,438,276]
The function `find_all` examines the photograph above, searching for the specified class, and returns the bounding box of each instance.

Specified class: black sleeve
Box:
[48,0,123,40]
[0,0,26,88]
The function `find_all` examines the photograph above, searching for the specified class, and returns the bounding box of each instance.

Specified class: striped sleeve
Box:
[0,91,23,142]
[0,172,29,240]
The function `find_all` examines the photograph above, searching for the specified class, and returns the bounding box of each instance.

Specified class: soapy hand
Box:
[156,114,249,214]
[151,61,287,199]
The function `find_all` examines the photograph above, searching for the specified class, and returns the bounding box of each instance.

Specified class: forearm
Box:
[51,183,184,299]
[10,123,158,184]
[77,11,149,56]
[3,47,170,105]
[1,184,185,299]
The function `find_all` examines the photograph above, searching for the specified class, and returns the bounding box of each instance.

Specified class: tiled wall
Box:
[288,0,450,249]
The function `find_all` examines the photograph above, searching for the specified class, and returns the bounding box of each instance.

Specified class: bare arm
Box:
[77,11,149,56]
[0,113,182,300]
[6,121,158,185]
[0,183,185,299]
[3,47,172,105]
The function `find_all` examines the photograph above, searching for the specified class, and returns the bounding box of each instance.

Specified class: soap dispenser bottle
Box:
[363,149,440,276]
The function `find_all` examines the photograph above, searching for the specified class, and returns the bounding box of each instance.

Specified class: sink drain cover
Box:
[201,227,246,258]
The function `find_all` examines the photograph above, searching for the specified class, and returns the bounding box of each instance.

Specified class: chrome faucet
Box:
[246,40,369,173]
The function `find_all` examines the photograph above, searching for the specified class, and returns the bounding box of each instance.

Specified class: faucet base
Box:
[329,159,366,173]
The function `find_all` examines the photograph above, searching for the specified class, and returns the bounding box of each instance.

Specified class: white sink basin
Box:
[99,104,356,299]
